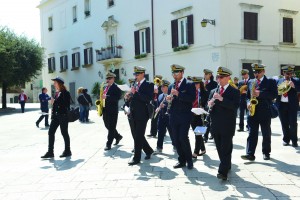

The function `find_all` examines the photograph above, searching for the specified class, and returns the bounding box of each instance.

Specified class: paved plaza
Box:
[0,103,299,200]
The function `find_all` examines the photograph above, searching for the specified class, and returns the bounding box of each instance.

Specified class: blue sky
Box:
[0,0,41,42]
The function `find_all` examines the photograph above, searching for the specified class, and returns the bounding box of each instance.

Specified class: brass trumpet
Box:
[278,80,291,95]
[239,85,248,94]
[154,77,163,86]
[249,81,258,116]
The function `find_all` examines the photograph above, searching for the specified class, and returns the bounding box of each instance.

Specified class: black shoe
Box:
[283,141,289,146]
[263,154,270,160]
[198,150,206,156]
[36,122,39,128]
[59,150,72,158]
[114,136,123,145]
[209,136,214,140]
[45,124,50,127]
[147,134,156,138]
[187,163,193,170]
[145,151,154,160]
[128,159,140,165]
[104,146,111,151]
[292,143,298,147]
[237,129,244,132]
[241,154,255,161]
[173,163,186,169]
[217,173,228,180]
[41,152,54,159]
[203,137,208,143]
[131,149,135,153]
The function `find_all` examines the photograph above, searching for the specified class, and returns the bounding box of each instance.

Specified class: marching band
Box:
[58,63,299,181]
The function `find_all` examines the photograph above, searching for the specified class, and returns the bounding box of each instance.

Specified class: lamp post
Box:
[201,19,216,27]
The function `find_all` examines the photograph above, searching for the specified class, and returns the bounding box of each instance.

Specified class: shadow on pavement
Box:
[0,107,40,116]
[40,157,85,171]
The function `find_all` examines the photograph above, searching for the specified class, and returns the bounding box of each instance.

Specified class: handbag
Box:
[68,107,80,122]
[269,103,279,119]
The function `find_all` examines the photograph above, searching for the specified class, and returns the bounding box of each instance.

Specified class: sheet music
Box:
[117,84,131,91]
[191,108,209,115]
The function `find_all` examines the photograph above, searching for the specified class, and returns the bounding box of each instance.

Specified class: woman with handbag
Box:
[41,77,72,159]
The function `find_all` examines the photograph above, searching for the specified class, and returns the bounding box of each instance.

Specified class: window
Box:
[134,27,151,56]
[108,0,114,7]
[47,57,55,73]
[84,47,93,66]
[84,0,91,17]
[109,34,115,54]
[242,63,255,79]
[171,15,194,48]
[73,6,77,23]
[48,17,53,31]
[244,12,258,40]
[60,55,68,72]
[72,52,80,69]
[283,17,293,43]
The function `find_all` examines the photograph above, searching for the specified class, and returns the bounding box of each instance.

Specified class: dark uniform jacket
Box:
[130,80,154,121]
[209,85,240,135]
[247,76,278,120]
[104,83,121,113]
[168,78,196,114]
[52,90,70,115]
[39,93,51,112]
[205,80,218,94]
[276,77,300,109]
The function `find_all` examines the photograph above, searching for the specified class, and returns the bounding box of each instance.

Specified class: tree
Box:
[0,27,44,109]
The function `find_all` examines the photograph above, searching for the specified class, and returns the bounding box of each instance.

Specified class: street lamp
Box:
[201,19,216,27]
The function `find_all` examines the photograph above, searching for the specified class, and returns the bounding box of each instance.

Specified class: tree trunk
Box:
[2,81,7,109]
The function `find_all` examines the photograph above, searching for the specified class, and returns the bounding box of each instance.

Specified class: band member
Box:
[128,66,154,165]
[36,87,52,128]
[123,78,136,148]
[154,80,175,154]
[203,69,218,142]
[18,90,28,113]
[276,65,300,147]
[102,72,123,151]
[191,77,208,159]
[241,64,278,161]
[41,77,72,158]
[237,69,250,132]
[148,85,159,137]
[167,64,196,170]
[234,77,239,87]
[208,67,240,180]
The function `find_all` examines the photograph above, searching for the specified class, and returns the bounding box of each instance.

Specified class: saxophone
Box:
[249,80,258,116]
[95,82,105,117]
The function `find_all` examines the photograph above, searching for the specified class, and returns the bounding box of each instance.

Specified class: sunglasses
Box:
[172,72,181,75]
[254,71,262,74]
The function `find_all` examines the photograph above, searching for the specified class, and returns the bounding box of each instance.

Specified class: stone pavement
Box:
[0,103,299,200]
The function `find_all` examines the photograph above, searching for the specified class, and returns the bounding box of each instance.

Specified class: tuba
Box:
[154,77,162,86]
[228,79,238,89]
[278,80,291,96]
[95,82,106,117]
[249,81,258,116]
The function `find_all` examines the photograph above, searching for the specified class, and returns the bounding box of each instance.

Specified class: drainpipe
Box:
[151,0,156,77]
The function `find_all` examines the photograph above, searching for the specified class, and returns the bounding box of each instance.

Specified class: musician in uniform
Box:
[102,72,123,151]
[237,69,250,132]
[207,67,240,180]
[128,66,154,165]
[190,77,208,159]
[167,64,196,169]
[234,77,239,87]
[154,80,175,154]
[276,65,300,147]
[241,64,278,161]
[203,69,218,142]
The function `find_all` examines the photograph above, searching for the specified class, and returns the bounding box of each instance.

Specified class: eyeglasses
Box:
[254,71,262,74]
[172,72,180,75]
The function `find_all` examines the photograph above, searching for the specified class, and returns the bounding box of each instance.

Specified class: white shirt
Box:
[176,77,184,88]
[219,83,229,93]
[20,94,25,101]
[136,78,145,86]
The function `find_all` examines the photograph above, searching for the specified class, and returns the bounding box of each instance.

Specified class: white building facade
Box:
[38,0,300,99]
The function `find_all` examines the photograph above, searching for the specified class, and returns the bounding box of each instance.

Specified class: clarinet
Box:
[204,85,220,125]
[165,82,176,115]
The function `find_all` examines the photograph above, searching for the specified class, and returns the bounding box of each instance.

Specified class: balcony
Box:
[96,45,122,66]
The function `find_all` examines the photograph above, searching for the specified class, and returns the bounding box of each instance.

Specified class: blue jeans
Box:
[79,105,88,122]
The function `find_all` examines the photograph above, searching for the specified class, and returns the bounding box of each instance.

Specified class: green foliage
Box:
[91,82,100,98]
[173,45,189,52]
[134,53,147,59]
[295,70,300,78]
[0,26,44,87]
[115,79,125,85]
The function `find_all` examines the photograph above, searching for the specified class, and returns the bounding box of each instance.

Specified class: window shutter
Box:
[77,52,81,66]
[53,58,56,71]
[171,19,178,48]
[89,47,93,64]
[134,30,140,55]
[84,49,87,65]
[60,56,63,70]
[244,12,258,40]
[283,18,293,43]
[187,15,194,45]
[48,58,51,70]
[65,56,68,69]
[72,53,75,68]
[146,27,151,53]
